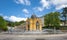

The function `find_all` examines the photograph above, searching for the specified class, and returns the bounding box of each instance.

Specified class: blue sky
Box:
[0,0,67,22]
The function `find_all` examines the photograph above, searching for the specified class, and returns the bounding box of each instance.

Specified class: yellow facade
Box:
[26,14,42,31]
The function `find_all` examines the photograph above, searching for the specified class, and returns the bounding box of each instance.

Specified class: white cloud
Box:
[9,16,27,22]
[34,0,50,12]
[51,0,67,6]
[22,9,29,14]
[40,0,49,8]
[34,0,67,11]
[14,0,31,5]
[3,16,8,19]
[25,0,30,5]
[15,0,24,4]
[34,7,44,12]
[37,7,44,11]
[56,5,67,10]
[50,0,67,10]
[3,16,27,22]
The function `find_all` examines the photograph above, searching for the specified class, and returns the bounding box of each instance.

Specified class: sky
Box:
[0,0,67,22]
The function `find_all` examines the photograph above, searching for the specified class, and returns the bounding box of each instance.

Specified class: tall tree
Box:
[0,16,8,31]
[44,12,60,29]
[62,7,67,26]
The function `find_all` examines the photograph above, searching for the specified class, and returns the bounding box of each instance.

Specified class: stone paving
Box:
[0,33,67,40]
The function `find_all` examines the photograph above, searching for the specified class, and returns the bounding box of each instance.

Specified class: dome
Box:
[31,14,37,18]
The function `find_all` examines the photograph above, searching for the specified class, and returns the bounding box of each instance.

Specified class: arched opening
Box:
[28,22,30,31]
[36,21,40,30]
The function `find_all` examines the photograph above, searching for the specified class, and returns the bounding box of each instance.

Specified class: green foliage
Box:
[62,7,67,26]
[7,21,14,27]
[44,12,60,29]
[0,16,8,31]
[7,20,25,27]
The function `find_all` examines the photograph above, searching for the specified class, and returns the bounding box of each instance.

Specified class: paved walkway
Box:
[0,33,67,40]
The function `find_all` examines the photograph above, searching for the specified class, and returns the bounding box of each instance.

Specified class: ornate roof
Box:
[31,13,37,18]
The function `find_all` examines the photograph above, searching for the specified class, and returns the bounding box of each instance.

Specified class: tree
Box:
[7,20,25,27]
[7,21,15,27]
[13,21,25,26]
[62,7,67,26]
[0,16,8,31]
[44,12,60,29]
